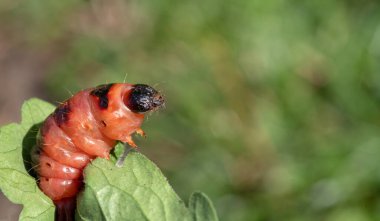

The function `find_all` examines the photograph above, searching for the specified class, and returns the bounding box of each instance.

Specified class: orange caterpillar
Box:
[31,83,164,220]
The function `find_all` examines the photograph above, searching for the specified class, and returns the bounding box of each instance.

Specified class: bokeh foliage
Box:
[1,0,380,220]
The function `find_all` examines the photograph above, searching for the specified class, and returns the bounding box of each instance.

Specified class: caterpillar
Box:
[31,83,164,221]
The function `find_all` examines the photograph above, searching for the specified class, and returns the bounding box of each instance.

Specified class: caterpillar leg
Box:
[136,128,146,137]
[124,135,137,148]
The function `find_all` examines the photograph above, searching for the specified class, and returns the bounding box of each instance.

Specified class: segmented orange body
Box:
[31,83,164,219]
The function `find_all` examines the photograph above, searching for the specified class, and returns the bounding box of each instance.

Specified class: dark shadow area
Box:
[22,123,42,179]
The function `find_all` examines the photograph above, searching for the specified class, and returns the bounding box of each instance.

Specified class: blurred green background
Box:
[1,0,380,220]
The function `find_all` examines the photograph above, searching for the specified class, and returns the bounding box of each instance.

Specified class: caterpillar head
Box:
[125,84,164,113]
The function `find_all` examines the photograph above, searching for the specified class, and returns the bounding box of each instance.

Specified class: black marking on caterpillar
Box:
[90,84,114,109]
[53,102,71,126]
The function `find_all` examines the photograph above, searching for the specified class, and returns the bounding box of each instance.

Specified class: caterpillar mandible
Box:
[31,83,164,221]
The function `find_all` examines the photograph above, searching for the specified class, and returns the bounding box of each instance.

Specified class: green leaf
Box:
[78,144,219,221]
[0,98,219,221]
[77,147,193,221]
[189,192,219,221]
[0,98,55,221]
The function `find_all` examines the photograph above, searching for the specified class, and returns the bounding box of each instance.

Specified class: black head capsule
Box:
[125,84,164,113]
